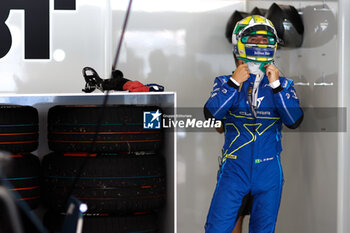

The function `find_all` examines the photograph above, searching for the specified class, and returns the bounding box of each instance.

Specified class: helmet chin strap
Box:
[235,55,272,74]
[247,62,265,76]
[259,62,268,73]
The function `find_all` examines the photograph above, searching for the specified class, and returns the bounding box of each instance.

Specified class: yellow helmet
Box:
[232,15,279,63]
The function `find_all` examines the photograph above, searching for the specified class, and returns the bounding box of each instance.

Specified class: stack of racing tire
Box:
[0,105,40,232]
[42,105,166,233]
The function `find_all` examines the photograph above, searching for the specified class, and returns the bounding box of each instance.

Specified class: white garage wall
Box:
[0,0,110,94]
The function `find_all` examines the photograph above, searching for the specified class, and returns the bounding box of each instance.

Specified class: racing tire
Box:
[0,105,39,153]
[42,152,166,213]
[47,105,163,153]
[0,153,41,209]
[43,212,158,233]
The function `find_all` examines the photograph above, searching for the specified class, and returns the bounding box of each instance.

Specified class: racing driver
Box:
[204,15,303,233]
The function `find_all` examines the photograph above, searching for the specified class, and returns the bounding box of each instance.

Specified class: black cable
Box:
[111,0,133,74]
[64,0,133,210]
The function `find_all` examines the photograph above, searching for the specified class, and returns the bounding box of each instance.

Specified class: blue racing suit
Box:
[204,73,303,233]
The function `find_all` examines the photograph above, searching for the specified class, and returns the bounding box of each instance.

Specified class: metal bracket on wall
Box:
[314,72,334,86]
[294,74,310,86]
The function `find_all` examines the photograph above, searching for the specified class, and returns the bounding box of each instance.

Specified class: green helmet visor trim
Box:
[239,24,277,39]
[234,24,248,35]
[237,57,273,63]
[241,35,276,45]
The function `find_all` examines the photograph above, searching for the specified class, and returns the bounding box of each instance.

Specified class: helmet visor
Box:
[241,34,276,45]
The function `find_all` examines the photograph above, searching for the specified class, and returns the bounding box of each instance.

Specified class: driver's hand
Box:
[264,64,279,83]
[232,63,250,85]
[215,124,224,134]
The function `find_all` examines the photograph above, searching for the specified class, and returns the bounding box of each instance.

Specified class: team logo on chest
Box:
[256,96,265,108]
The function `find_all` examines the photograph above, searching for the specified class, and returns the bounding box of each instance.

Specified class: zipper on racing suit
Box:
[249,73,260,184]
